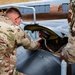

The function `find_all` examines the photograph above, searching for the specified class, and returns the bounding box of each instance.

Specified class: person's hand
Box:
[60,50,68,62]
[36,41,40,48]
[35,38,42,48]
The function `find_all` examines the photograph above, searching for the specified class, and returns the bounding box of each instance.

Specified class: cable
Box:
[42,38,54,53]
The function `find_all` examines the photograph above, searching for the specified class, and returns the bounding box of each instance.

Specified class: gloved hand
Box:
[60,50,68,62]
[35,38,42,48]
[35,41,40,48]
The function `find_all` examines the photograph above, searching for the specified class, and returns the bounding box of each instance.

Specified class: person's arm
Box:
[15,26,39,50]
[60,41,75,64]
[21,32,39,50]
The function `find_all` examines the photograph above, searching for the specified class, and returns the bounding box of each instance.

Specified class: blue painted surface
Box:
[19,0,70,14]
[41,0,70,5]
[16,19,70,68]
[16,12,75,75]
[16,50,61,75]
[19,4,50,14]
[36,19,70,38]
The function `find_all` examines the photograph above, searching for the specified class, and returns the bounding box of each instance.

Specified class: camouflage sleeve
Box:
[15,26,38,50]
[61,33,75,64]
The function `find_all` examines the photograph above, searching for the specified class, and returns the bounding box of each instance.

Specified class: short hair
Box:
[6,7,22,18]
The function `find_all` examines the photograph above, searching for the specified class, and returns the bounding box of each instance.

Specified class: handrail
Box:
[11,5,36,24]
[61,60,67,75]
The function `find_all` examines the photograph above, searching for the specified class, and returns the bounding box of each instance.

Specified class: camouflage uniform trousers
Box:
[0,50,26,75]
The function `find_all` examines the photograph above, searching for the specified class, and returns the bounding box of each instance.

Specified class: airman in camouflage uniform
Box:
[0,16,38,75]
[61,0,75,64]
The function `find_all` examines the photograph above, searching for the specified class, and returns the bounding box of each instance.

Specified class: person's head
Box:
[5,7,22,25]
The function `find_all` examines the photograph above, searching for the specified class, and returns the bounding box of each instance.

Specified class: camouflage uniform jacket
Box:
[62,17,75,64]
[0,16,38,75]
[61,1,75,64]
